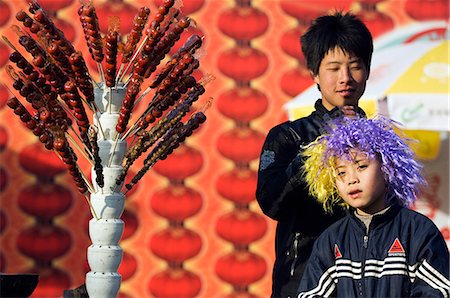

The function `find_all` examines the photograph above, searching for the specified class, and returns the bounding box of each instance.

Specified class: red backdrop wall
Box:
[0,0,448,297]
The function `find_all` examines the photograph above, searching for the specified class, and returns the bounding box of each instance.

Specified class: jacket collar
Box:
[349,202,403,232]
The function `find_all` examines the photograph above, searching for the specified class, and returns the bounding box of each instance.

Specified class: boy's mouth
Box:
[348,189,362,199]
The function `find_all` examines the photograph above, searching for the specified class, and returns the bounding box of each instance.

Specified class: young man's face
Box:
[313,47,369,111]
[334,150,386,215]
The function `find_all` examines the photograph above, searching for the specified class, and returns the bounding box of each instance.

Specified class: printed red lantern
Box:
[19,142,66,178]
[216,209,267,245]
[119,251,138,281]
[151,185,202,221]
[37,0,74,11]
[17,225,72,262]
[216,127,264,164]
[0,210,6,234]
[217,87,268,123]
[154,0,205,15]
[0,84,9,109]
[122,209,139,240]
[96,0,138,36]
[218,6,269,40]
[150,227,202,263]
[0,41,9,68]
[215,251,266,286]
[29,266,70,298]
[0,167,7,193]
[358,11,394,38]
[224,292,260,298]
[218,47,269,82]
[405,0,449,20]
[18,183,72,220]
[280,1,351,21]
[0,0,10,27]
[153,144,203,181]
[0,252,5,272]
[215,168,257,205]
[0,126,7,152]
[149,268,201,298]
[280,67,313,97]
[280,27,305,61]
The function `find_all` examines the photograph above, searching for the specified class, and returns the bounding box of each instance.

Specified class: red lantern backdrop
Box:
[0,0,447,297]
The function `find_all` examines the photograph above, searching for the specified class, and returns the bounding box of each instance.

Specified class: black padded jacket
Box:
[256,99,366,298]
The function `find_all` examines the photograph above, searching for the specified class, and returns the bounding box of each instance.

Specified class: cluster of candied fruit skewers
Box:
[3,0,213,202]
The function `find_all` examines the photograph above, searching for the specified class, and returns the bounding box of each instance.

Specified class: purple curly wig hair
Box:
[302,116,427,212]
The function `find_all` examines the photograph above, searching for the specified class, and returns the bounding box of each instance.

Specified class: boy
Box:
[298,117,450,297]
[256,11,373,297]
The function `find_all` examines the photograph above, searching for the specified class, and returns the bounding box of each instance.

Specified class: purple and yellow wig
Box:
[302,117,426,213]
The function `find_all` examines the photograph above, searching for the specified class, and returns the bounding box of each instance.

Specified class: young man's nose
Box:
[339,67,352,83]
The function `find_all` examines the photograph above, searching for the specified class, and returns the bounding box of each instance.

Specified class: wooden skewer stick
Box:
[115,63,125,86]
[117,35,149,84]
[84,194,99,220]
[108,87,112,114]
[66,133,95,165]
[97,62,105,83]
[108,132,120,167]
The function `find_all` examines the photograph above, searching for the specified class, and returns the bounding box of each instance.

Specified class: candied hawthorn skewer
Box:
[88,126,104,189]
[123,111,207,193]
[150,34,203,89]
[116,16,191,136]
[105,17,119,88]
[53,133,91,194]
[6,96,54,150]
[28,0,76,57]
[61,80,92,152]
[116,7,150,82]
[15,10,41,34]
[78,1,104,79]
[68,52,96,108]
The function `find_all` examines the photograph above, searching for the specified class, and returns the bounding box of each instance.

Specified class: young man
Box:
[256,12,373,297]
[298,117,450,297]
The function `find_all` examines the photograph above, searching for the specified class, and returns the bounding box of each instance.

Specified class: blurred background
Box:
[0,0,448,297]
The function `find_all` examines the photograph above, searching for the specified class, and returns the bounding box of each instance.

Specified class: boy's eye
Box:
[358,164,368,170]
[337,171,346,176]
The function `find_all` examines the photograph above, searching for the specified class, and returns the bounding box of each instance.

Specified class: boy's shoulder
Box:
[397,207,440,228]
[316,215,352,240]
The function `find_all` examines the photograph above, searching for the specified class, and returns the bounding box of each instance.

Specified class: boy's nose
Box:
[347,172,359,185]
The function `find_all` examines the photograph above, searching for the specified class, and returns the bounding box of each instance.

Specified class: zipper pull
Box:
[363,235,368,248]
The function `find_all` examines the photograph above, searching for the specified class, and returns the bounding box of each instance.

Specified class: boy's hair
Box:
[300,11,373,76]
[302,117,426,213]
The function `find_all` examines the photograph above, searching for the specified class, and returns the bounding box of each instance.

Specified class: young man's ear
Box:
[311,71,321,91]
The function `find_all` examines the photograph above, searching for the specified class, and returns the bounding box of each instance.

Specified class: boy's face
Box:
[313,47,369,111]
[334,150,386,215]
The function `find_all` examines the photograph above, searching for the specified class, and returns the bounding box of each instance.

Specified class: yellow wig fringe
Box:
[302,138,347,213]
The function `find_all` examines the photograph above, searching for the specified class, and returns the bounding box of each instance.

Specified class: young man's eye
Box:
[358,164,368,170]
[337,171,346,176]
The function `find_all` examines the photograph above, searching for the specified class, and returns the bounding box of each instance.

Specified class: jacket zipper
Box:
[290,232,301,276]
[360,232,369,297]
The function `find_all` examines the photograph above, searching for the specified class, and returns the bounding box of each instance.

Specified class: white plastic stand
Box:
[86,84,127,298]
